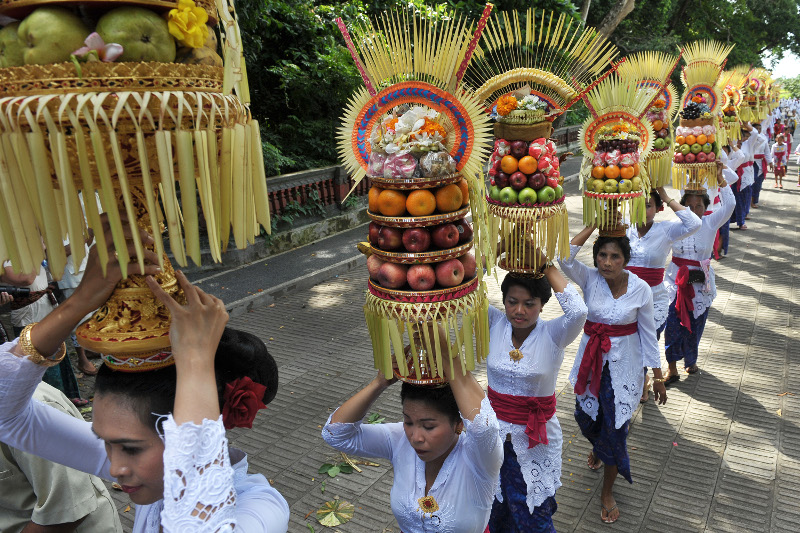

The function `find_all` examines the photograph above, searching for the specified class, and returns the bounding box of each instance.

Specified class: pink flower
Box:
[72,33,123,62]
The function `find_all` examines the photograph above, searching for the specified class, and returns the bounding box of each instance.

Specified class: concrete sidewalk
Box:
[106,156,799,532]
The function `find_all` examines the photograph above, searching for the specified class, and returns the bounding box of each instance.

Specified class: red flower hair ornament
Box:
[222,376,268,430]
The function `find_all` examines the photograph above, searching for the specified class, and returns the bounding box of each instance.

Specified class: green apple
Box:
[653,138,666,150]
[537,185,556,204]
[18,8,89,65]
[499,186,518,205]
[592,179,606,193]
[690,143,702,154]
[701,143,712,154]
[554,184,563,199]
[618,179,633,193]
[0,22,24,67]
[679,144,691,156]
[518,187,538,204]
[603,179,618,193]
[96,7,176,63]
[631,177,643,191]
[489,184,502,201]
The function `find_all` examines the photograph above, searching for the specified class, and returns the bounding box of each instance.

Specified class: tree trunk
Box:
[580,0,592,22]
[597,0,636,38]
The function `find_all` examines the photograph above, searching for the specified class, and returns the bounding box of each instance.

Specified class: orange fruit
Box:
[620,166,634,180]
[675,135,685,145]
[685,134,696,145]
[591,166,606,180]
[706,134,715,143]
[406,189,437,216]
[633,163,640,176]
[653,120,664,131]
[456,178,470,207]
[604,165,620,179]
[377,189,408,216]
[696,134,707,145]
[518,155,537,174]
[434,184,463,213]
[368,186,383,212]
[500,155,519,174]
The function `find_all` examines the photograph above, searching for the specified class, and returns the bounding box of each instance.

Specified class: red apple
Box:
[546,176,559,188]
[367,254,385,280]
[706,152,716,162]
[684,153,696,164]
[528,172,546,189]
[377,262,408,289]
[368,222,381,246]
[495,171,510,189]
[377,226,403,251]
[673,153,685,164]
[510,140,528,159]
[454,218,473,243]
[458,253,477,279]
[509,171,528,191]
[431,223,460,249]
[435,258,465,287]
[696,152,708,163]
[407,264,436,291]
[402,227,431,252]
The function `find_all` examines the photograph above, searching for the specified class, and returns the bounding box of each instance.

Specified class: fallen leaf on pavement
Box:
[317,498,354,527]
[777,392,794,396]
[123,506,131,513]
[776,409,782,417]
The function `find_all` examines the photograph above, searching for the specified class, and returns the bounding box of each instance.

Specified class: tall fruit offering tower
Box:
[337,7,494,383]
[672,40,734,192]
[0,0,270,370]
[462,8,619,273]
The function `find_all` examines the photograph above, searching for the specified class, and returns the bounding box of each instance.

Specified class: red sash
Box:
[625,266,665,287]
[575,320,638,398]
[754,154,766,160]
[735,161,753,191]
[671,256,701,332]
[488,387,556,449]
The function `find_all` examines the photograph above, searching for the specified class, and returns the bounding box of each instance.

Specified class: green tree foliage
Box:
[780,75,800,98]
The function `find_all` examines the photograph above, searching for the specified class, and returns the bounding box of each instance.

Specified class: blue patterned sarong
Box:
[488,440,557,533]
[664,299,709,368]
[574,364,632,484]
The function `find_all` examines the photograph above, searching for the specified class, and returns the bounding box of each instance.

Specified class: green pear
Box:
[18,8,89,65]
[0,22,24,67]
[96,7,175,63]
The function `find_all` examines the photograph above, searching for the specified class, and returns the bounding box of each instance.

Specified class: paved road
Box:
[99,156,799,532]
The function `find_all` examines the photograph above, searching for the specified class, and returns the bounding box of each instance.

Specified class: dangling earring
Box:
[455,426,463,435]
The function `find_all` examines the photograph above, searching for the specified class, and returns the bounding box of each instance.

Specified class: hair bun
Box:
[215,328,279,405]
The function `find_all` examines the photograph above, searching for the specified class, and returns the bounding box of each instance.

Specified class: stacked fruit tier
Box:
[643,99,672,187]
[672,115,719,189]
[484,131,569,272]
[721,102,741,143]
[366,150,478,296]
[583,135,646,229]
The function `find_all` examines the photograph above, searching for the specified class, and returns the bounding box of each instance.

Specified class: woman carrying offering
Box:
[322,325,503,533]
[664,161,738,382]
[559,226,667,524]
[626,187,701,402]
[486,253,588,532]
[0,218,290,532]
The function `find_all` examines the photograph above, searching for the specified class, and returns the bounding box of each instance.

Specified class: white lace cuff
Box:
[555,284,587,322]
[161,415,236,533]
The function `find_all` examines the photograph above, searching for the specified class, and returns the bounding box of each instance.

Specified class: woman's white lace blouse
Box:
[0,339,290,533]
[559,247,661,426]
[322,396,503,533]
[486,285,587,512]
[626,209,701,327]
[665,182,736,317]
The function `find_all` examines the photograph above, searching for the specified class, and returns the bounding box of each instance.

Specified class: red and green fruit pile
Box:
[645,99,670,151]
[586,137,644,194]
[487,138,564,205]
[367,250,477,292]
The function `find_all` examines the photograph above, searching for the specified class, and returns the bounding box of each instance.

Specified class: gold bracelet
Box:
[652,378,666,383]
[18,323,66,368]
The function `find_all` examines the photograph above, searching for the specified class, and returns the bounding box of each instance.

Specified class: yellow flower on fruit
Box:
[168,0,209,48]
[496,94,518,116]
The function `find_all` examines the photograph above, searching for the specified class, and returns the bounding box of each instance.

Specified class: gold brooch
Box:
[417,495,439,514]
[509,349,524,362]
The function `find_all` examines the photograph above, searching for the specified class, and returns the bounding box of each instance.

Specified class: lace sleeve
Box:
[462,396,503,480]
[635,285,662,369]
[547,284,588,349]
[161,416,236,533]
[558,245,591,291]
[321,414,398,460]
